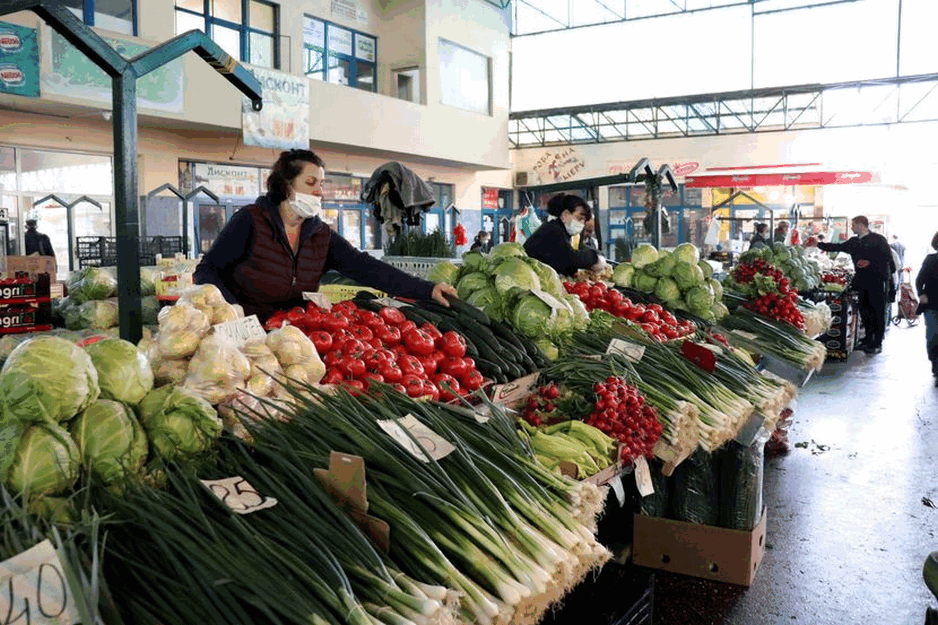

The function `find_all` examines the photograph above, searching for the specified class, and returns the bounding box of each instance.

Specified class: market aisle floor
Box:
[654,322,938,625]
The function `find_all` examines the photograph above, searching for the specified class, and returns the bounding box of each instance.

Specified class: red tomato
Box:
[375,325,402,347]
[403,329,435,356]
[398,355,425,377]
[369,338,384,351]
[361,373,385,387]
[640,323,657,335]
[358,310,382,328]
[422,381,441,401]
[418,354,439,375]
[391,383,407,394]
[340,357,367,379]
[377,360,404,383]
[350,325,374,342]
[309,331,333,354]
[439,331,467,358]
[420,323,443,341]
[641,310,660,324]
[392,344,410,360]
[432,374,461,401]
[339,338,368,355]
[402,375,425,397]
[606,289,623,303]
[440,356,469,379]
[321,369,344,385]
[461,370,484,391]
[648,304,663,313]
[303,310,324,331]
[363,351,386,371]
[332,301,358,315]
[323,350,344,367]
[341,379,366,395]
[379,307,406,326]
[322,312,350,333]
[398,320,417,335]
[660,311,678,326]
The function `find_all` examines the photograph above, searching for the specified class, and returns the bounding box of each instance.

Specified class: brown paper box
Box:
[6,256,57,279]
[632,509,767,586]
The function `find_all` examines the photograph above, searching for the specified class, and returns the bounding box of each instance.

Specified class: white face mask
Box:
[289,192,322,219]
[565,218,585,237]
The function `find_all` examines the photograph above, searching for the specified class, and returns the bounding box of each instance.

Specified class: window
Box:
[303,15,377,93]
[394,67,421,103]
[63,0,136,35]
[439,39,490,115]
[174,0,279,69]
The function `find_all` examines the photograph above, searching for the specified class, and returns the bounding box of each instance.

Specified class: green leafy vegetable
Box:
[631,243,659,268]
[612,263,635,288]
[70,399,148,483]
[6,424,80,496]
[85,338,154,406]
[493,257,542,294]
[136,385,221,462]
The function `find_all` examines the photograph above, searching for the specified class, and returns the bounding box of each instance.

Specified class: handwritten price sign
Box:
[0,540,80,625]
[201,476,279,515]
[377,414,455,463]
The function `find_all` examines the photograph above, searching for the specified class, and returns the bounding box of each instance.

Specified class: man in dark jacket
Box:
[915,231,938,382]
[24,219,56,259]
[817,216,896,354]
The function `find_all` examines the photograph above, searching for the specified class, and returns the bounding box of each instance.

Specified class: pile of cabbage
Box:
[612,243,728,322]
[737,243,822,292]
[0,335,220,499]
[55,266,162,330]
[429,243,590,359]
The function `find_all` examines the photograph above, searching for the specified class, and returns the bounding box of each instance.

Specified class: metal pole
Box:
[65,202,75,272]
[113,72,143,344]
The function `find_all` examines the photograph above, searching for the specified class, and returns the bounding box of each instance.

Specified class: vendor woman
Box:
[523,193,607,277]
[194,149,456,319]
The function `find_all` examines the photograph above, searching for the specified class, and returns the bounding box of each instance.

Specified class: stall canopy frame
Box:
[0,0,263,343]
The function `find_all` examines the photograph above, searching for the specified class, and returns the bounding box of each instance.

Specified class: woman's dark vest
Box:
[231,204,331,319]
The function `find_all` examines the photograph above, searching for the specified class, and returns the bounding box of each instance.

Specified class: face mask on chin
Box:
[564,218,585,237]
[289,192,322,219]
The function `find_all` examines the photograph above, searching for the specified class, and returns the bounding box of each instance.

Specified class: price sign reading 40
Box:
[0,540,81,625]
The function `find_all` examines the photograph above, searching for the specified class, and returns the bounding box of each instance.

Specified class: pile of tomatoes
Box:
[265,302,486,399]
[563,281,696,342]
[821,271,849,286]
[585,376,662,462]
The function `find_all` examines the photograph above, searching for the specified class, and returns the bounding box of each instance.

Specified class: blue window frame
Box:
[174,0,280,69]
[303,15,377,93]
[64,0,137,36]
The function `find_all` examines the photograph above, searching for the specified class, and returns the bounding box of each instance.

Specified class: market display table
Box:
[817,290,859,360]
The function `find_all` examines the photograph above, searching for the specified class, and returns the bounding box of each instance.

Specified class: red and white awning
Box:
[685,163,877,188]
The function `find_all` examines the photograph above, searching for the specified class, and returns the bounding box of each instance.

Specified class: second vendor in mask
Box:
[523,193,607,277]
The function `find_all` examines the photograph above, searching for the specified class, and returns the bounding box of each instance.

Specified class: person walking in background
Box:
[470,230,493,253]
[581,219,599,251]
[890,234,906,269]
[749,223,769,249]
[24,219,55,259]
[816,216,896,355]
[915,231,938,385]
[774,220,790,244]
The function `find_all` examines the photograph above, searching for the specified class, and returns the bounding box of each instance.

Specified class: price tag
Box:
[303,292,332,310]
[610,474,626,507]
[0,540,81,625]
[375,297,408,309]
[490,372,539,408]
[606,338,645,362]
[201,476,279,515]
[377,414,455,463]
[732,330,759,341]
[213,315,267,347]
[531,289,566,311]
[633,456,655,497]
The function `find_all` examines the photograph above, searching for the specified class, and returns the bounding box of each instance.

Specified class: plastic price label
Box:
[633,456,655,497]
[213,315,267,347]
[0,540,80,625]
[531,289,566,311]
[201,476,279,515]
[610,474,626,507]
[606,338,645,362]
[490,372,539,407]
[303,292,332,310]
[377,414,455,463]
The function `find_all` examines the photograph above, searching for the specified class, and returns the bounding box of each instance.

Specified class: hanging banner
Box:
[0,22,40,98]
[43,29,184,112]
[685,171,875,188]
[481,187,499,210]
[241,66,310,150]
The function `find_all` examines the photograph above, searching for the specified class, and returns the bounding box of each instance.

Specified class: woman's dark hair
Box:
[755,223,767,234]
[546,193,592,221]
[266,149,326,204]
[932,230,938,251]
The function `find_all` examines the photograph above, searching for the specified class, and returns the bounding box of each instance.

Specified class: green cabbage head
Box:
[708,278,724,301]
[461,251,486,272]
[0,336,99,425]
[85,338,154,406]
[490,242,527,259]
[685,285,715,314]
[510,294,552,338]
[613,263,635,288]
[672,261,705,290]
[698,260,715,280]
[70,399,148,483]
[428,261,460,285]
[494,257,542,294]
[673,243,700,265]
[7,424,80,496]
[633,272,659,294]
[456,272,491,299]
[137,385,222,462]
[631,243,659,268]
[655,277,682,303]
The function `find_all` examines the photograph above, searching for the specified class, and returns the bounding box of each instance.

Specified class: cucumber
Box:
[489,320,527,352]
[475,358,507,383]
[352,298,383,313]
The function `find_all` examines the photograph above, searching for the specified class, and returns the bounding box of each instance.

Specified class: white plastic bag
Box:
[183,335,252,405]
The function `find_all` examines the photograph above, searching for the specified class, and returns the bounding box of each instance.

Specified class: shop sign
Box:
[331,0,369,24]
[532,148,585,184]
[608,160,699,178]
[0,22,39,98]
[481,187,499,210]
[355,35,376,62]
[43,29,183,112]
[192,163,262,198]
[242,66,310,150]
[328,26,353,56]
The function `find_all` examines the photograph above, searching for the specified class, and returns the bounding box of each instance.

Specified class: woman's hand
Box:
[432,282,458,306]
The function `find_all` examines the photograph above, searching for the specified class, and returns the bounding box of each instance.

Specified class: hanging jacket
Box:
[194,194,434,320]
[523,219,599,277]
[361,162,436,226]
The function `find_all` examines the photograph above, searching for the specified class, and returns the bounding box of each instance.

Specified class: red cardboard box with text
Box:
[632,508,767,586]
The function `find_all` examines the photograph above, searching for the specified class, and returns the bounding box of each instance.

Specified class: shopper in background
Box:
[891,234,907,269]
[581,219,599,251]
[815,215,896,355]
[524,193,606,277]
[470,230,493,253]
[774,220,790,244]
[24,219,55,260]
[915,231,938,384]
[194,149,456,320]
[749,223,769,249]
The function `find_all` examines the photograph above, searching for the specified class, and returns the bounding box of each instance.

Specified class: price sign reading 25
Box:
[201,476,279,515]
[0,540,80,625]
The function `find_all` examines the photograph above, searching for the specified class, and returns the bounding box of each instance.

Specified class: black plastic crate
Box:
[75,236,183,268]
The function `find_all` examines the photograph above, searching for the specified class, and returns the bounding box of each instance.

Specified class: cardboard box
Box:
[632,508,767,586]
[5,255,57,279]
